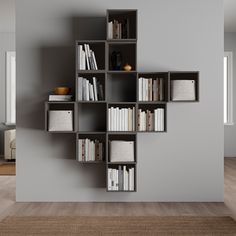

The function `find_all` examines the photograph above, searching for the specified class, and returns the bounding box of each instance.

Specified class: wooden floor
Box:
[0,158,235,220]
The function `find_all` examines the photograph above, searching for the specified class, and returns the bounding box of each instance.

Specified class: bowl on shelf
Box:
[54,87,70,95]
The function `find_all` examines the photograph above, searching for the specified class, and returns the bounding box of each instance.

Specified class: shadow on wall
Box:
[18,16,106,131]
[17,16,107,187]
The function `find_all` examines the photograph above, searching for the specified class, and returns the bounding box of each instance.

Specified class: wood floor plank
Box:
[0,158,235,220]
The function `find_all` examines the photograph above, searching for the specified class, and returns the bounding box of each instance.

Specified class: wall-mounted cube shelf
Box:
[45,9,199,193]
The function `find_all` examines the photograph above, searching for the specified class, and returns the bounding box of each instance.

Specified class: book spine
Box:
[92,77,98,101]
[108,168,112,191]
[77,45,82,70]
[84,44,90,70]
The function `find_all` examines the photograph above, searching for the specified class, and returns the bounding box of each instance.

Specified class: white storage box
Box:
[48,110,73,131]
[110,141,134,162]
[171,80,196,101]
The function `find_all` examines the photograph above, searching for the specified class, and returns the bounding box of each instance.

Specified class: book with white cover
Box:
[110,141,134,162]
[49,95,72,101]
[171,80,196,101]
[48,110,73,131]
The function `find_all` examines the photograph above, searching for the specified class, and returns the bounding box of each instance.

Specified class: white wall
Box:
[224,32,236,157]
[16,0,224,201]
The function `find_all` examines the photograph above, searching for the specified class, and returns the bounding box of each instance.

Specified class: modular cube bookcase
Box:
[45,9,199,192]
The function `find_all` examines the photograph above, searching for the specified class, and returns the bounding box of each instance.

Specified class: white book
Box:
[77,77,83,101]
[78,139,82,161]
[84,44,90,70]
[89,83,94,101]
[128,168,132,191]
[116,169,119,191]
[77,45,82,70]
[86,44,92,69]
[143,111,147,131]
[161,108,165,131]
[81,49,86,70]
[112,169,116,191]
[108,21,113,39]
[92,77,98,101]
[125,169,128,191]
[139,78,143,101]
[119,109,122,131]
[85,80,90,101]
[149,79,153,101]
[110,107,114,131]
[113,108,116,131]
[89,50,95,70]
[144,79,147,101]
[108,108,111,131]
[48,110,73,131]
[49,95,72,102]
[123,166,126,191]
[108,168,112,191]
[91,51,98,70]
[122,108,125,131]
[154,109,158,131]
[116,108,119,131]
[157,109,160,131]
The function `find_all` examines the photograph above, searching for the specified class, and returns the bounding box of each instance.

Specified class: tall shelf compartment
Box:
[45,9,199,193]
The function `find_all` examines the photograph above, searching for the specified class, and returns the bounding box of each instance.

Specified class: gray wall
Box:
[16,0,224,201]
[224,32,236,157]
[0,32,15,156]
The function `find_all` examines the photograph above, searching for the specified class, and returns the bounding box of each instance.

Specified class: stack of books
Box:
[138,108,165,132]
[107,165,135,191]
[49,95,72,102]
[138,77,165,101]
[108,19,129,39]
[77,44,98,70]
[77,77,104,101]
[78,139,103,162]
[108,107,135,131]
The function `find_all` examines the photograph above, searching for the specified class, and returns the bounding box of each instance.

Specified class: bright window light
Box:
[6,51,16,125]
[224,51,233,125]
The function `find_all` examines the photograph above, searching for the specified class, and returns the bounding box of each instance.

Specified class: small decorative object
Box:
[111,51,122,70]
[54,87,70,95]
[123,63,132,71]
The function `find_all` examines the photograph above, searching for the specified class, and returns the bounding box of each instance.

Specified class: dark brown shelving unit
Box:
[45,9,199,193]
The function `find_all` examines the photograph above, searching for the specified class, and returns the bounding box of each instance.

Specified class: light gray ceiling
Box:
[0,0,15,32]
[225,0,236,32]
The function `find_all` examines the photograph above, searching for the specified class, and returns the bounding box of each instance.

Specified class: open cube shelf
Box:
[45,9,199,194]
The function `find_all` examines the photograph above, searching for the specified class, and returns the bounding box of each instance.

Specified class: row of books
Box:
[78,139,103,162]
[108,107,135,131]
[138,77,165,101]
[108,19,129,39]
[77,44,98,70]
[77,77,104,101]
[138,108,165,132]
[107,166,135,191]
[49,95,72,102]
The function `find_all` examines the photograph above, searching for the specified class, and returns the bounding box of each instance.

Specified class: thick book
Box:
[171,80,196,101]
[48,110,73,131]
[110,141,134,162]
[49,95,72,101]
